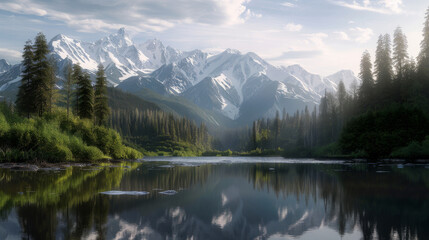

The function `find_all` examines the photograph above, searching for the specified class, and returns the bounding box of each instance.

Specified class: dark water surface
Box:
[1,157,429,240]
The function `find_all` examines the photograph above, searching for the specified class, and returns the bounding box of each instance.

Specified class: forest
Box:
[2,7,429,161]
[0,32,213,162]
[246,7,429,159]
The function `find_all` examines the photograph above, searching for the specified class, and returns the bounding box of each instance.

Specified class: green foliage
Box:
[94,64,109,126]
[313,143,342,158]
[76,72,94,119]
[0,103,142,162]
[340,106,429,159]
[110,107,213,154]
[390,136,429,159]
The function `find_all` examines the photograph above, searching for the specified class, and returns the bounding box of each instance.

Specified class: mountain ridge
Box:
[0,28,360,122]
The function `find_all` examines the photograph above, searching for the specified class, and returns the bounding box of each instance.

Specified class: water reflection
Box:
[0,160,428,240]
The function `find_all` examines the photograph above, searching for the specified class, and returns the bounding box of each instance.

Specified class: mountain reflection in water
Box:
[0,158,428,240]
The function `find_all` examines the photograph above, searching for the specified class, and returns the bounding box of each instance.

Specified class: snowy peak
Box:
[0,59,12,74]
[325,70,359,90]
[49,34,98,71]
[138,38,183,69]
[183,76,240,119]
[98,27,134,48]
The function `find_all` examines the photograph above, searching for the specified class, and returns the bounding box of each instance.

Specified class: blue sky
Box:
[0,0,427,75]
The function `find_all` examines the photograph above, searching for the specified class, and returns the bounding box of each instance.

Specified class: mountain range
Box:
[0,28,360,125]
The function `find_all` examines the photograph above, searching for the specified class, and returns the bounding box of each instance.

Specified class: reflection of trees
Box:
[1,162,429,240]
[120,164,213,191]
[249,164,429,240]
[0,162,139,239]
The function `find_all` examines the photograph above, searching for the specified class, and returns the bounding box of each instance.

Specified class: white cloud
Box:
[0,0,258,33]
[335,27,373,43]
[243,9,262,21]
[381,0,402,13]
[305,33,328,48]
[334,31,350,40]
[350,27,374,43]
[331,0,403,14]
[282,2,296,7]
[0,48,21,60]
[284,23,303,32]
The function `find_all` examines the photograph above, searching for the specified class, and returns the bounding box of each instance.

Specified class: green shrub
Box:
[340,106,429,159]
[0,112,9,135]
[0,104,142,162]
[39,143,73,162]
[122,146,143,159]
[390,136,429,159]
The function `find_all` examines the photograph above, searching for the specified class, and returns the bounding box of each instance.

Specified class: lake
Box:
[0,157,429,240]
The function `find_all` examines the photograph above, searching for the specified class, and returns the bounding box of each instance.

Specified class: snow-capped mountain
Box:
[0,59,11,74]
[0,28,360,121]
[325,70,360,90]
[49,28,158,85]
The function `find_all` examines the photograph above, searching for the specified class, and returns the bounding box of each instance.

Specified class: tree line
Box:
[250,6,429,158]
[13,32,213,153]
[110,108,212,150]
[15,32,109,126]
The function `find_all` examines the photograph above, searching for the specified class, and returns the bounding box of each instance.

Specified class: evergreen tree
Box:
[77,72,94,119]
[94,64,110,125]
[418,7,429,92]
[62,62,73,118]
[337,81,347,129]
[374,34,393,103]
[273,110,280,146]
[32,32,51,116]
[393,27,409,78]
[46,58,57,113]
[16,40,34,118]
[72,64,83,114]
[358,51,374,110]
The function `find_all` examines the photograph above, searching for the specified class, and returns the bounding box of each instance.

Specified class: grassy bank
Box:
[0,103,142,162]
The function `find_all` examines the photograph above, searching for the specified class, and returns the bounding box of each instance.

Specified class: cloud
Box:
[267,50,323,60]
[304,33,328,48]
[281,2,296,7]
[0,48,21,60]
[334,31,350,40]
[335,27,373,43]
[331,0,403,14]
[350,27,373,43]
[243,9,262,21]
[0,0,259,33]
[284,23,303,32]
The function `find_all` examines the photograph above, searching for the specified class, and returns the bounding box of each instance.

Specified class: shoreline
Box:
[1,157,429,171]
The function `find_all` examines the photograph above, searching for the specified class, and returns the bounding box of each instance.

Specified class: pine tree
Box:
[273,110,280,147]
[63,62,73,118]
[72,64,83,114]
[374,34,393,103]
[77,72,94,119]
[358,51,374,110]
[337,81,347,129]
[94,64,110,125]
[393,27,409,78]
[418,7,429,92]
[46,58,57,113]
[16,40,34,118]
[32,32,51,116]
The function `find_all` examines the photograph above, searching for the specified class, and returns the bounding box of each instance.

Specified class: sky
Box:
[0,0,427,76]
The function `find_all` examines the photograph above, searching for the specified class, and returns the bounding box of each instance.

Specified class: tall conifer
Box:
[32,32,50,116]
[77,72,94,119]
[16,40,34,118]
[94,64,110,125]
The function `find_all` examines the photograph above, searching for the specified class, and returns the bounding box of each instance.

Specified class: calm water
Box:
[1,157,429,240]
